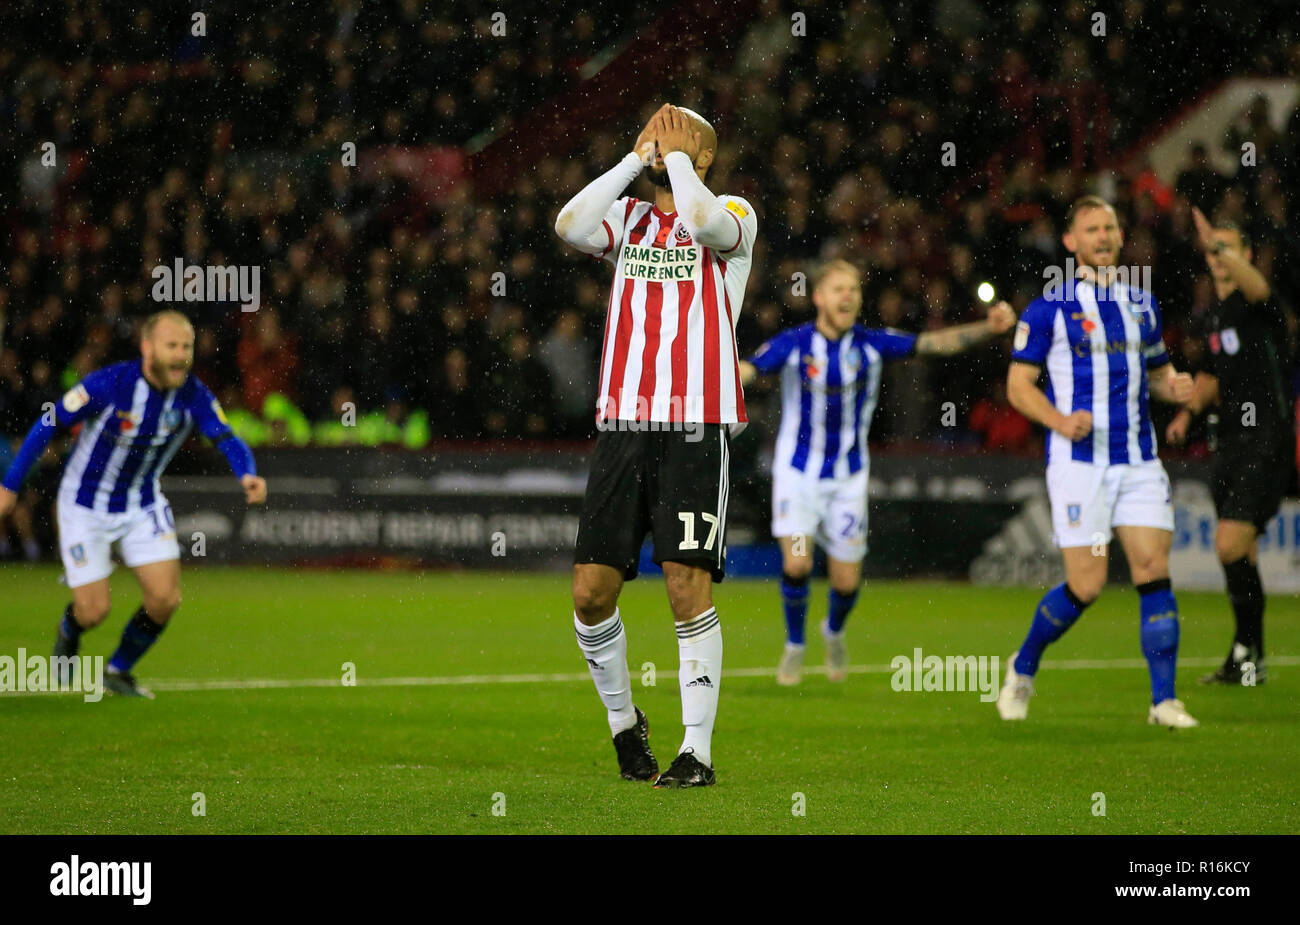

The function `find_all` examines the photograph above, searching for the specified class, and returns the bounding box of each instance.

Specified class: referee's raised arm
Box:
[1192,206,1270,302]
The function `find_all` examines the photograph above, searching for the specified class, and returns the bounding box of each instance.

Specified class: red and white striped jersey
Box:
[592,195,758,425]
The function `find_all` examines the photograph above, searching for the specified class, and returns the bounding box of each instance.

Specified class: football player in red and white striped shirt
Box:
[555,103,758,788]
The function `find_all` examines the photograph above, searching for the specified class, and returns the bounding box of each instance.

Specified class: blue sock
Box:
[1137,579,1179,704]
[780,573,809,645]
[60,603,83,642]
[826,587,859,634]
[1014,583,1088,676]
[108,606,166,673]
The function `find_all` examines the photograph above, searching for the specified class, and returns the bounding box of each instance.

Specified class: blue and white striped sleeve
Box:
[2,369,113,492]
[1140,295,1170,368]
[747,329,798,375]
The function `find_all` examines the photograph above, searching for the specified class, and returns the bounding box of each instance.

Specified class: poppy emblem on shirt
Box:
[116,410,139,433]
[802,354,820,379]
[1209,332,1220,354]
[1080,319,1097,334]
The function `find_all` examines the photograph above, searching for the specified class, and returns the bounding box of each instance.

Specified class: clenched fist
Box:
[987,301,1016,335]
[242,474,268,505]
[1056,410,1093,442]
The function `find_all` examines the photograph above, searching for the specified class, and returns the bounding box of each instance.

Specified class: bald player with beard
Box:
[0,310,267,698]
[555,103,758,788]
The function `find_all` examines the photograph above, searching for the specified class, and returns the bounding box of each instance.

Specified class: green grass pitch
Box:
[1,564,1296,834]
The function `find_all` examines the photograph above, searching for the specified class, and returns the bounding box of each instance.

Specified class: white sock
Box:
[676,607,722,767]
[575,609,636,736]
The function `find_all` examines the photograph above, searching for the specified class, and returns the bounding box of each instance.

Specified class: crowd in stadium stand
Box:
[2,0,1298,467]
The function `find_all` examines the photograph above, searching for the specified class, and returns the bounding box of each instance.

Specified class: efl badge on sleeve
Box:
[62,385,89,414]
[1013,321,1029,352]
[724,200,749,219]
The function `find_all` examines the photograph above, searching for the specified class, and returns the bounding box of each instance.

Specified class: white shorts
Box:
[772,466,869,562]
[1045,459,1173,548]
[56,495,180,588]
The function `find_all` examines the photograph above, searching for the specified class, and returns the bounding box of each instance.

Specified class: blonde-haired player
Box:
[0,310,267,697]
[740,260,1014,684]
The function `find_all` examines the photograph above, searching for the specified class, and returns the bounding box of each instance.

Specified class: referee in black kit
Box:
[1167,207,1296,686]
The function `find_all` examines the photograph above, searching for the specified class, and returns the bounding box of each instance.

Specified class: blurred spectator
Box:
[237,308,299,413]
[0,0,1294,457]
[537,310,594,438]
[970,382,1033,453]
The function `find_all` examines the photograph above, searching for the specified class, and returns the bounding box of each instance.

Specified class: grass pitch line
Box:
[2,655,1287,695]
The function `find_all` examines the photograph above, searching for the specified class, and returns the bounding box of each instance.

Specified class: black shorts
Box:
[574,424,732,582]
[1211,434,1292,534]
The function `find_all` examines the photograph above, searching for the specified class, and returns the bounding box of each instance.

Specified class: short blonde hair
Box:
[812,259,861,290]
[141,309,193,342]
[1066,195,1117,230]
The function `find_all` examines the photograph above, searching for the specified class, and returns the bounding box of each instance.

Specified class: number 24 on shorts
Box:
[678,511,720,551]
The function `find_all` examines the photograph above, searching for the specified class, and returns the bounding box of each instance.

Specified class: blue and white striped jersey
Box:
[57,360,236,512]
[1012,278,1170,466]
[0,359,238,515]
[749,322,916,479]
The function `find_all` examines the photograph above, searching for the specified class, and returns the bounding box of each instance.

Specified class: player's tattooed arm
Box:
[1193,206,1271,303]
[1006,361,1092,441]
[914,302,1016,356]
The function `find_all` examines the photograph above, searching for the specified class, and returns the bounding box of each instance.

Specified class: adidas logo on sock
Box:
[686,675,713,688]
[585,658,601,670]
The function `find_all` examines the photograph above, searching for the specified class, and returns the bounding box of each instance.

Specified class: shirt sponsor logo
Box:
[1072,337,1140,358]
[619,243,699,281]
